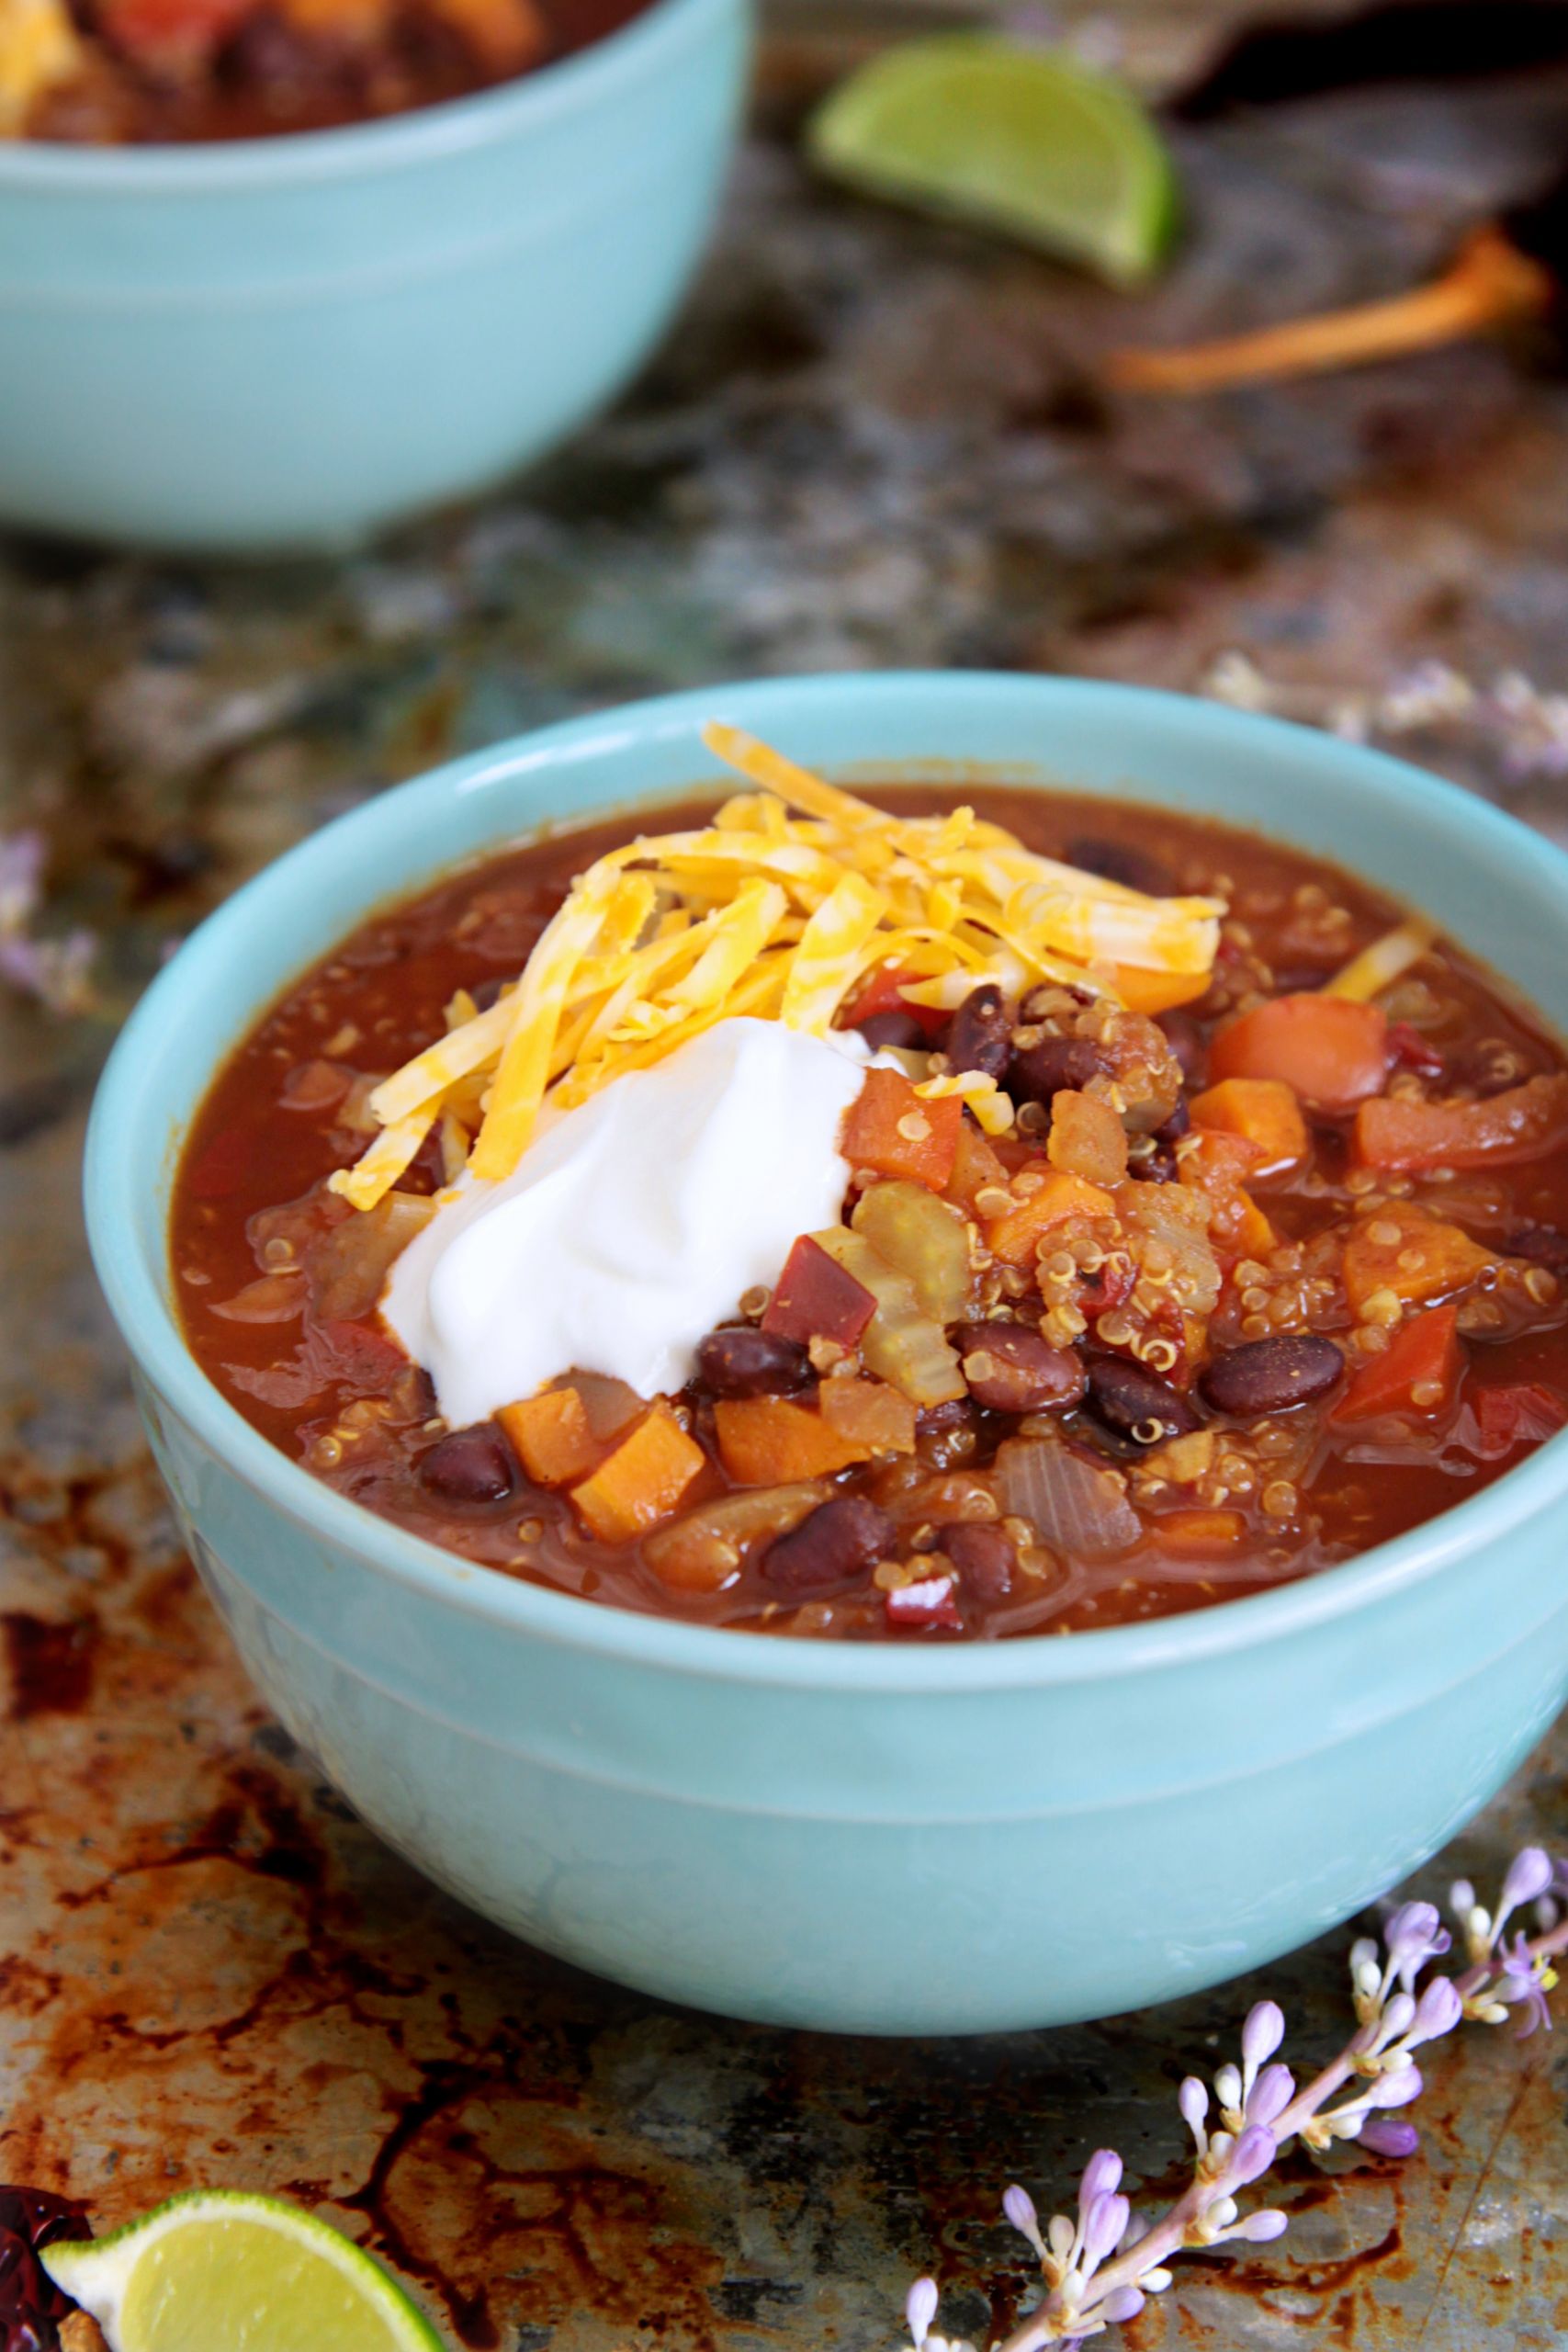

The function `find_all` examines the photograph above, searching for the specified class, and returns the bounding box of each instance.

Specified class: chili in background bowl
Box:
[85,673,1568,2032]
[0,0,747,551]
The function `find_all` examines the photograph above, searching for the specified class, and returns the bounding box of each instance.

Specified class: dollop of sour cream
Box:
[382,1015,871,1430]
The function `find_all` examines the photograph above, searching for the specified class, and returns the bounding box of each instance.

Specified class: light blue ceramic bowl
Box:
[85,674,1568,2032]
[0,0,746,551]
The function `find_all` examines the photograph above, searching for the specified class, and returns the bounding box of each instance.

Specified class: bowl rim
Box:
[0,0,733,193]
[85,670,1568,1695]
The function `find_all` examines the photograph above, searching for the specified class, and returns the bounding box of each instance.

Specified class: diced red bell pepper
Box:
[1474,1383,1568,1457]
[841,1069,963,1192]
[884,1572,962,1631]
[763,1235,876,1347]
[1333,1305,1462,1425]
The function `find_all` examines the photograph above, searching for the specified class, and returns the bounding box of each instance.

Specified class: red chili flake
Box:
[1387,1022,1446,1079]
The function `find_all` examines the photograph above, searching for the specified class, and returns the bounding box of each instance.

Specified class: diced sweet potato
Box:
[983,1169,1117,1269]
[1341,1203,1495,1316]
[1333,1306,1462,1424]
[841,1068,963,1191]
[1153,1508,1247,1553]
[762,1235,877,1346]
[1188,1078,1307,1176]
[1354,1073,1568,1173]
[569,1403,705,1542]
[1046,1090,1129,1186]
[1177,1131,1275,1260]
[818,1375,918,1455]
[498,1385,600,1487]
[713,1396,872,1484]
[943,1119,1009,1213]
[1209,995,1388,1114]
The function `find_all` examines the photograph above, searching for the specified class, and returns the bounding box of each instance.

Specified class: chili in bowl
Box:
[0,0,746,548]
[85,673,1568,2031]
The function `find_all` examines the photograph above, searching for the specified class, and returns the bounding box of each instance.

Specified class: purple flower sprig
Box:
[902,1847,1568,2352]
[0,830,96,1015]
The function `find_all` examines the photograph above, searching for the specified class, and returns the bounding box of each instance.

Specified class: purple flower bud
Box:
[1497,1848,1554,1933]
[1242,2000,1284,2066]
[1360,2118,1420,2159]
[1246,2064,1296,2130]
[1098,2288,1146,2324]
[1081,2191,1130,2271]
[1369,2064,1424,2109]
[1179,2077,1208,2135]
[1229,2124,1278,2187]
[1232,2209,1290,2243]
[1380,1993,1416,2043]
[1079,2149,1124,2211]
[907,2278,939,2349]
[1409,1975,1462,2045]
[1003,2185,1040,2245]
[1383,1901,1451,1991]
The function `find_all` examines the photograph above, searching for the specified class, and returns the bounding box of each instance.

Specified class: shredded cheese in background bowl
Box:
[330,725,1225,1212]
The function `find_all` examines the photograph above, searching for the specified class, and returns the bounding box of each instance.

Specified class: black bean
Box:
[1087,1358,1198,1443]
[1156,1097,1191,1144]
[1065,835,1173,896]
[418,1424,516,1505]
[854,1010,928,1053]
[1201,1335,1344,1419]
[1157,1009,1205,1084]
[696,1326,812,1397]
[946,983,1012,1081]
[937,1520,1016,1599]
[1509,1222,1568,1273]
[1010,1033,1106,1102]
[953,1321,1088,1414]
[761,1497,897,1592]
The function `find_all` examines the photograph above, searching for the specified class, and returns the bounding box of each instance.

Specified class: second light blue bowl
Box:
[85,674,1568,2031]
[0,0,747,551]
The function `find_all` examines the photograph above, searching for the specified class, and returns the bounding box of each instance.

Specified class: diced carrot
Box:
[943,1118,1009,1214]
[1188,1078,1307,1176]
[1153,1508,1247,1553]
[983,1169,1117,1268]
[713,1396,871,1484]
[1177,1130,1275,1260]
[818,1376,918,1455]
[1341,1203,1495,1316]
[1209,994,1388,1114]
[1354,1073,1568,1173]
[762,1235,876,1346]
[841,1069,963,1191]
[1108,966,1211,1015]
[569,1402,705,1542]
[843,961,949,1038]
[498,1385,600,1487]
[1333,1305,1462,1424]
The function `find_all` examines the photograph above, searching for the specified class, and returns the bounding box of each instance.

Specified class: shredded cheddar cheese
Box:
[0,0,81,133]
[330,725,1224,1207]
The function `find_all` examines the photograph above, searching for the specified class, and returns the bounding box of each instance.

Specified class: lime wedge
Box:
[807,36,1179,287]
[40,2192,446,2352]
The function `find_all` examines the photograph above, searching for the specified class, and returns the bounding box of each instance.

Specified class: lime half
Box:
[41,2192,446,2352]
[807,36,1178,287]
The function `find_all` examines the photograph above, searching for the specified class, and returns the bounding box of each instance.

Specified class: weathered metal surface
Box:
[4,6,1568,2346]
